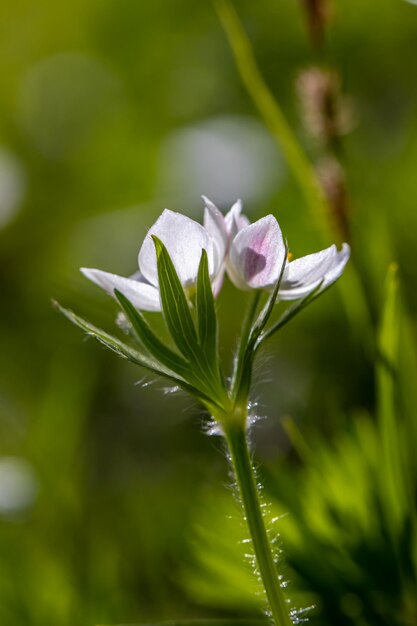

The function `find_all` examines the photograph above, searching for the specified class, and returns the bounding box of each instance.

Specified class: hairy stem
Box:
[224,422,292,626]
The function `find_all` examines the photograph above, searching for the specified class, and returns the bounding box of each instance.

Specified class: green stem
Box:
[225,422,292,626]
[215,0,373,350]
[215,0,327,226]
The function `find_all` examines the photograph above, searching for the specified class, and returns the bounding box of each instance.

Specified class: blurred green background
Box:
[1,0,417,624]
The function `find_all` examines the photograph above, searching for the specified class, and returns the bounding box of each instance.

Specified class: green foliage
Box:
[376,264,408,532]
[177,264,417,626]
[285,266,417,622]
[60,236,318,426]
[180,489,264,611]
[151,238,227,407]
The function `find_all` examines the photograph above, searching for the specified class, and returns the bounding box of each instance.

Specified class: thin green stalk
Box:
[224,422,292,626]
[215,0,372,348]
[215,0,327,227]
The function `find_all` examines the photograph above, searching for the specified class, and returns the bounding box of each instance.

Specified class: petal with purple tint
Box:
[228,215,286,290]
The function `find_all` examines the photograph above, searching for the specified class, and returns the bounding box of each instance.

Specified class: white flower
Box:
[82,198,350,311]
[202,195,250,295]
[202,195,249,247]
[81,209,225,312]
[278,242,351,300]
[203,197,350,299]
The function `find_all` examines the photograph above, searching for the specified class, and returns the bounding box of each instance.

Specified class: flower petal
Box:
[81,268,161,312]
[202,196,228,264]
[138,209,218,287]
[211,268,225,298]
[225,198,250,239]
[278,243,350,300]
[228,215,286,290]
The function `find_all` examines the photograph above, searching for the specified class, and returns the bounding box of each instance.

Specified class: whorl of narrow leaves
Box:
[152,237,226,401]
[56,233,339,417]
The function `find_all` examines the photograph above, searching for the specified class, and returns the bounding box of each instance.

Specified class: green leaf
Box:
[152,236,199,360]
[53,301,215,406]
[151,238,228,407]
[196,249,218,369]
[255,280,324,349]
[249,242,288,346]
[230,291,261,405]
[114,289,191,379]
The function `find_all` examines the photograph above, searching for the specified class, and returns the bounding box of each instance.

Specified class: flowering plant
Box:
[56,197,349,626]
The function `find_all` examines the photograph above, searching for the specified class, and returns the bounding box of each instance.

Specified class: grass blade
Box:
[376,263,407,532]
